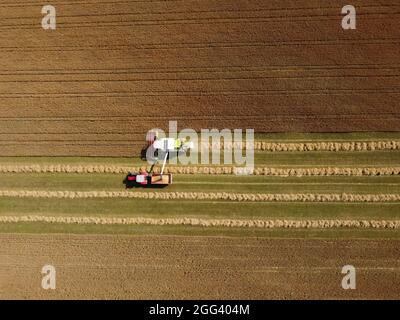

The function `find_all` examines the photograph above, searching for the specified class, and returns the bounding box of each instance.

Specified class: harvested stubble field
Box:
[0,144,400,299]
[0,1,400,156]
[0,134,400,299]
[1,0,400,299]
[0,235,399,299]
[0,137,399,222]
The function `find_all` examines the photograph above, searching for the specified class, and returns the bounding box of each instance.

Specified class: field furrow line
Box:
[0,215,398,229]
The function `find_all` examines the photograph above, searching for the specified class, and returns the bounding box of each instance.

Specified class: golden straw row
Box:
[1,165,400,176]
[0,190,400,202]
[0,216,398,229]
[204,140,400,151]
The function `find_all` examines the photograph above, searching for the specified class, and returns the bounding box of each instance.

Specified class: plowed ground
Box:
[0,234,399,299]
[0,0,399,156]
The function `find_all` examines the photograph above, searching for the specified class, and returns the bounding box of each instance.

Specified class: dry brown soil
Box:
[0,234,398,299]
[0,1,399,155]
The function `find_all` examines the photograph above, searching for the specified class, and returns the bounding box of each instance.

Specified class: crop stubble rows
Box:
[0,234,398,299]
[1,1,400,300]
[0,0,399,156]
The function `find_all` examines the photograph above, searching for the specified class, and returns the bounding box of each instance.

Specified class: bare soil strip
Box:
[0,216,398,229]
[1,190,400,203]
[1,165,400,176]
[0,234,398,299]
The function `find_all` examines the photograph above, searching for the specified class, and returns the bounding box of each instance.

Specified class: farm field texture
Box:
[1,133,400,299]
[1,235,399,300]
[0,0,400,156]
[0,0,399,300]
[0,133,399,224]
